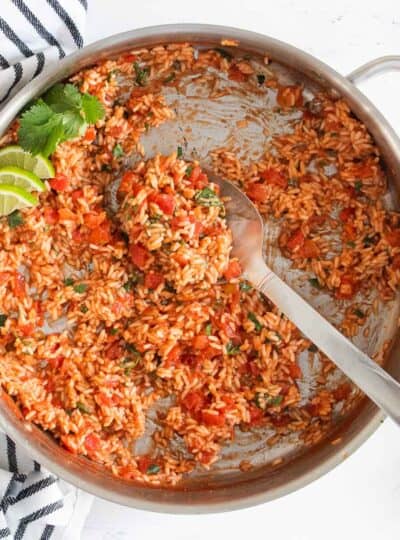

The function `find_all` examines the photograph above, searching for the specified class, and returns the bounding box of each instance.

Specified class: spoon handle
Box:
[250,261,400,425]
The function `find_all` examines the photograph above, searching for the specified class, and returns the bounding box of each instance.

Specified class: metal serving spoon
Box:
[212,173,400,426]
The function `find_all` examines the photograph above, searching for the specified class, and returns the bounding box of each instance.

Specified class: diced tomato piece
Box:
[187,166,209,189]
[192,335,209,350]
[19,323,35,337]
[248,404,264,425]
[109,125,123,137]
[333,383,352,401]
[277,85,303,108]
[106,342,123,360]
[288,362,302,379]
[181,391,206,413]
[228,65,247,82]
[144,271,164,289]
[260,168,288,189]
[0,271,11,283]
[71,189,84,202]
[335,274,357,299]
[130,244,149,269]
[136,456,151,474]
[148,193,176,216]
[43,207,59,225]
[83,126,96,142]
[50,174,69,192]
[72,228,83,243]
[339,207,355,223]
[84,211,106,229]
[84,433,101,453]
[166,345,182,367]
[386,229,400,248]
[13,273,26,299]
[392,254,400,269]
[246,182,268,202]
[88,221,111,245]
[297,239,320,259]
[122,53,137,63]
[286,229,305,251]
[58,208,76,222]
[48,356,64,369]
[201,409,226,426]
[202,345,221,360]
[342,222,357,241]
[223,260,242,280]
[118,171,135,193]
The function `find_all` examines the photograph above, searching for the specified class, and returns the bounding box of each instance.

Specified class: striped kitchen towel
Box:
[0,430,93,539]
[0,2,93,538]
[0,0,87,104]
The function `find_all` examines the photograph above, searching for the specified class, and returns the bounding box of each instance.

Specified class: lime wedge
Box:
[0,166,46,192]
[0,145,54,178]
[0,184,38,216]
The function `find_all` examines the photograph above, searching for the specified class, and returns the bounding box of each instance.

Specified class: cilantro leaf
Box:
[81,92,105,123]
[44,83,82,113]
[17,84,105,156]
[18,100,64,157]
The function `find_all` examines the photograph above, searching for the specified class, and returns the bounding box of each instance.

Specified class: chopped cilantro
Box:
[164,72,175,83]
[185,165,193,177]
[205,323,212,336]
[354,180,363,192]
[309,278,322,289]
[346,241,356,248]
[112,143,124,158]
[133,62,149,86]
[177,146,183,158]
[226,340,241,355]
[125,343,141,356]
[146,464,160,475]
[109,328,119,335]
[213,47,233,60]
[73,283,88,294]
[248,312,263,332]
[239,281,252,292]
[7,210,23,229]
[80,304,88,313]
[354,308,365,318]
[0,314,8,327]
[194,187,222,208]
[257,73,265,85]
[288,178,299,187]
[76,401,91,414]
[18,83,105,156]
[254,392,283,409]
[64,277,74,286]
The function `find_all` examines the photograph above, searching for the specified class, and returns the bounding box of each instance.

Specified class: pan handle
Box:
[347,55,400,84]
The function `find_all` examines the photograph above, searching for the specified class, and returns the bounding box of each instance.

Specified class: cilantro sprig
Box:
[18,83,105,157]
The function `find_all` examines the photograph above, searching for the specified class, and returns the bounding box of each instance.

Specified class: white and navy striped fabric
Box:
[0,2,93,537]
[0,0,87,104]
[0,430,93,539]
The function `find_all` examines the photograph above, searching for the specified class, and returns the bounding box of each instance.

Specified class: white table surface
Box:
[82,1,400,538]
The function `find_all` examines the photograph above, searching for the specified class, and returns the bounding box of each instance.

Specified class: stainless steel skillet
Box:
[0,24,400,513]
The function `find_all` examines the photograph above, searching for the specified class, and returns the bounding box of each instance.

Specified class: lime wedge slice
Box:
[0,145,54,178]
[0,166,46,192]
[0,184,38,216]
